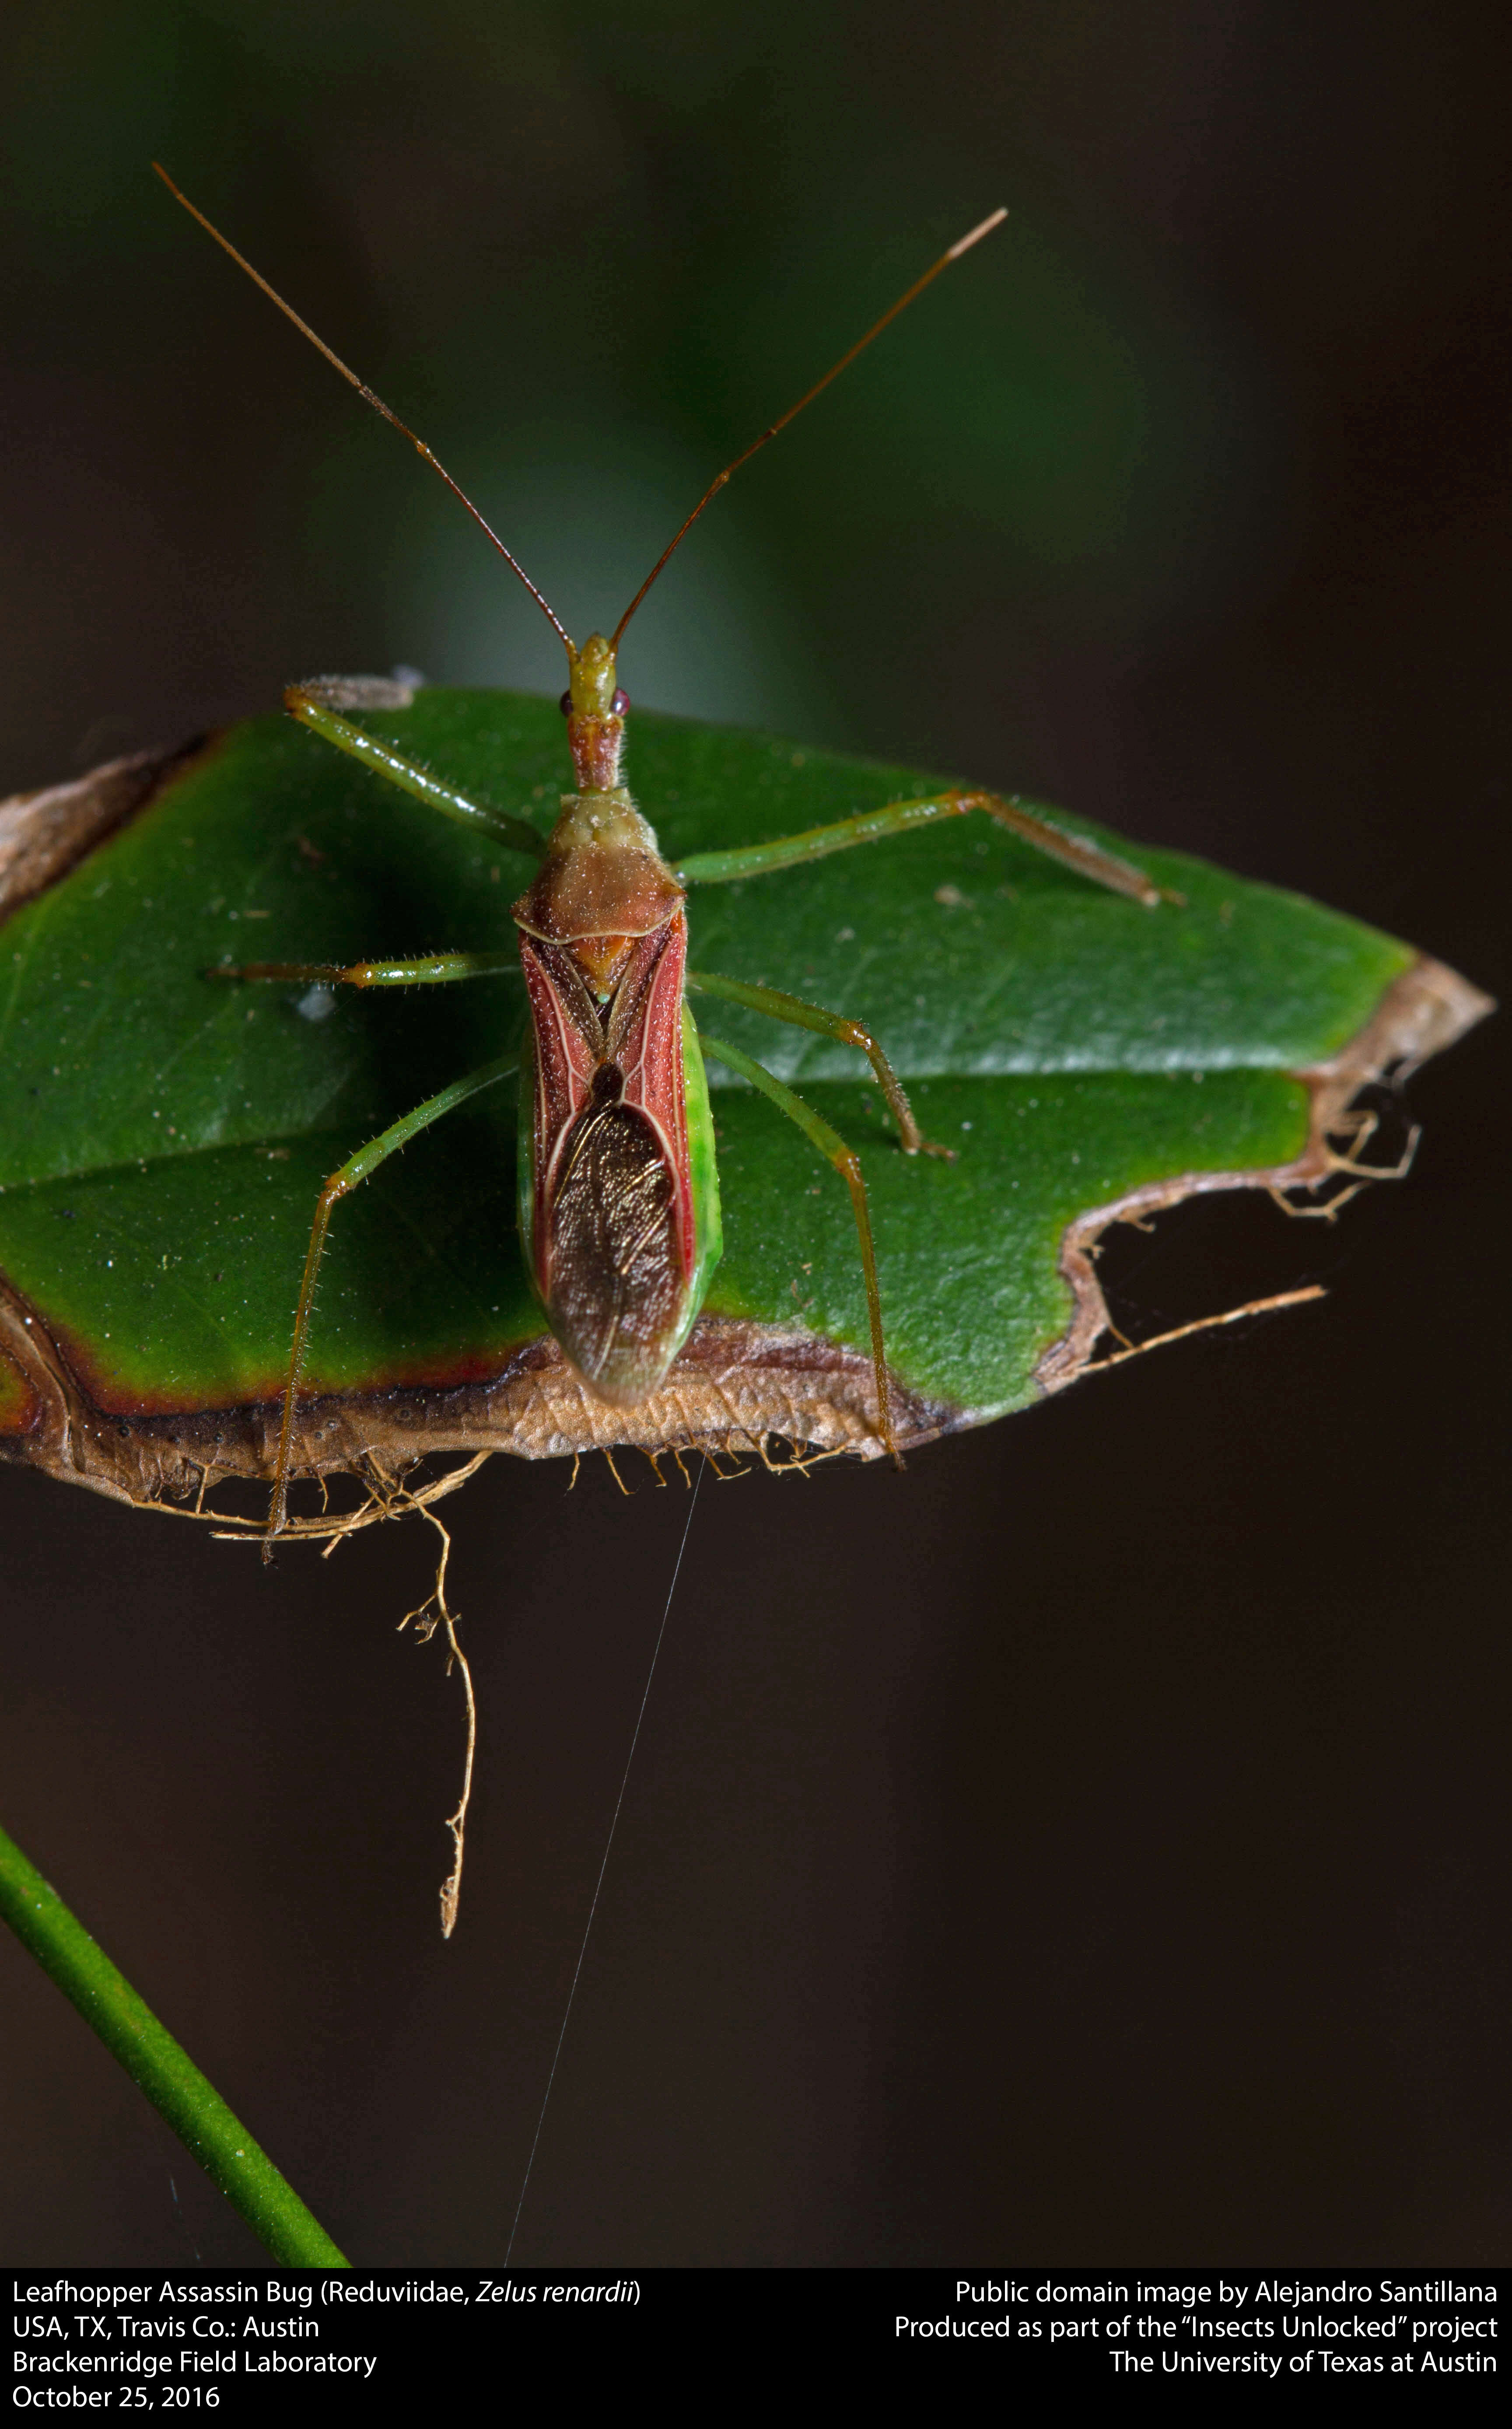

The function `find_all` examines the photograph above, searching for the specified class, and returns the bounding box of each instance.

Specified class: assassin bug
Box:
[155,171,1164,1550]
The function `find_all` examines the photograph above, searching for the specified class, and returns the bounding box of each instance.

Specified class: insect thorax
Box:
[512,787,684,1002]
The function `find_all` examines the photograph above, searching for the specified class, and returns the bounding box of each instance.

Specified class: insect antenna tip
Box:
[947,206,1009,260]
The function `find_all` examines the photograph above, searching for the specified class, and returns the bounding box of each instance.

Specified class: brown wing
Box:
[518,928,603,1225]
[522,910,695,1405]
[546,1084,683,1405]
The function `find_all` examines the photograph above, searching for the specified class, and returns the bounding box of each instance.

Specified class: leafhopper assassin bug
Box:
[154,169,1165,1550]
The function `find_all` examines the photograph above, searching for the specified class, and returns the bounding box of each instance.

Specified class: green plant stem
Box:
[0,1820,346,2266]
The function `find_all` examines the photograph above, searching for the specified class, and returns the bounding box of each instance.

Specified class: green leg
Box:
[675,787,1175,907]
[285,682,547,860]
[264,1054,518,1554]
[698,1029,901,1466]
[210,951,518,988]
[686,969,952,1160]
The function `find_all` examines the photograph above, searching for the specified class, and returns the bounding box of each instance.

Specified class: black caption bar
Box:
[7,2266,1505,2408]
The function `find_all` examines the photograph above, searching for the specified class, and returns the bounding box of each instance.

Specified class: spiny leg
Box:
[697,1030,901,1466]
[210,951,519,988]
[686,969,953,1159]
[675,788,1179,907]
[285,680,547,860]
[264,1054,518,1557]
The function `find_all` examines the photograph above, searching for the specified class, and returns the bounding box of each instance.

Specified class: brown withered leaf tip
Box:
[0,746,1493,1519]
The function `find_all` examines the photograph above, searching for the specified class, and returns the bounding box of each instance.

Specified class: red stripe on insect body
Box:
[518,933,601,1253]
[519,910,699,1400]
[604,912,694,1284]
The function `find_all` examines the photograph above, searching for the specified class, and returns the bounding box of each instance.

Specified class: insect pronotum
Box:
[155,168,1164,1550]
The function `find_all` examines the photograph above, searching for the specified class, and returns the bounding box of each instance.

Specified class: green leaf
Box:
[0,690,1488,1494]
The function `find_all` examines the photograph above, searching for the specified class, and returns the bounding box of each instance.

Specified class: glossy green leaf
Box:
[0,690,1444,1463]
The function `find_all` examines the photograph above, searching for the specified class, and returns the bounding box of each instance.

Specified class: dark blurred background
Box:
[1,0,1506,2264]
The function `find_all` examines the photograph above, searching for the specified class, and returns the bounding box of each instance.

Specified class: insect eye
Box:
[559,690,572,715]
[611,688,630,716]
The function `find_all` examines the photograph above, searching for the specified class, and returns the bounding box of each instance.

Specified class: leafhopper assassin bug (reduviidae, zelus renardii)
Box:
[154,168,1167,1554]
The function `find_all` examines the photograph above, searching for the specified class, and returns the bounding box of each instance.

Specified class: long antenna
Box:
[152,164,575,654]
[611,206,1007,650]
